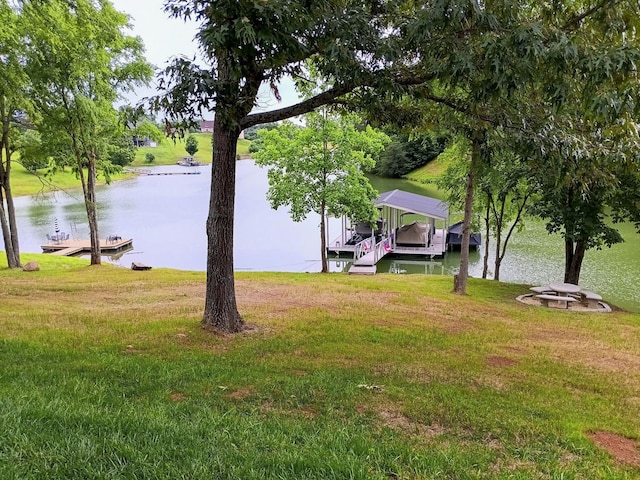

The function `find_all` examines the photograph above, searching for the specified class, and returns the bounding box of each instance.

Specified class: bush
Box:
[145,153,155,163]
[107,135,136,166]
[185,134,199,156]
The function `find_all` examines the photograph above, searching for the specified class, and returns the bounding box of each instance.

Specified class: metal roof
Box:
[375,189,449,220]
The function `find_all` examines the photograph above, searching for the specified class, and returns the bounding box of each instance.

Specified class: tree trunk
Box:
[0,199,19,268]
[320,200,328,273]
[481,197,490,279]
[0,99,20,268]
[493,200,503,282]
[202,120,245,333]
[564,238,585,285]
[454,130,482,294]
[84,153,101,265]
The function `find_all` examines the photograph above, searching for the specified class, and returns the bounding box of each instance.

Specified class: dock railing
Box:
[353,235,375,263]
[353,235,391,265]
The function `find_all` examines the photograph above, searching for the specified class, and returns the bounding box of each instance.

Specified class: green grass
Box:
[1,255,639,478]
[404,140,468,185]
[7,135,252,197]
[133,133,251,166]
[8,162,131,197]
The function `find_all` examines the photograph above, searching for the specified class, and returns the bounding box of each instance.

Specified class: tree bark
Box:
[202,120,245,333]
[493,198,504,281]
[564,238,585,284]
[0,98,20,268]
[454,130,482,294]
[481,196,490,279]
[320,200,328,273]
[85,153,101,265]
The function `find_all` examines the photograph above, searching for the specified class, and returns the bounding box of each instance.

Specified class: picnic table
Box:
[548,283,581,295]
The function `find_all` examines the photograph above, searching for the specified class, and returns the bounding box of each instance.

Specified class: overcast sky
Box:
[110,0,299,117]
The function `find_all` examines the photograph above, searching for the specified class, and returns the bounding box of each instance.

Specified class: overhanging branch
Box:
[240,84,354,128]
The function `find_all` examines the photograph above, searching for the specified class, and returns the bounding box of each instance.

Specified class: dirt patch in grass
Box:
[528,327,640,377]
[378,407,446,439]
[486,355,518,367]
[588,431,640,469]
[170,392,187,402]
[225,388,255,400]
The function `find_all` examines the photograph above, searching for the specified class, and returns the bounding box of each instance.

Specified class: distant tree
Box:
[255,112,389,272]
[243,122,279,141]
[0,0,27,268]
[145,153,155,163]
[106,134,136,167]
[185,134,199,156]
[24,0,152,265]
[133,119,164,145]
[15,129,49,172]
[527,118,640,285]
[437,135,534,281]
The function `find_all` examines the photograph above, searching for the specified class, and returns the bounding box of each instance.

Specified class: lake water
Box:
[11,161,640,312]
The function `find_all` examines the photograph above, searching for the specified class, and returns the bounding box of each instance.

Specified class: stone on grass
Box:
[22,261,40,272]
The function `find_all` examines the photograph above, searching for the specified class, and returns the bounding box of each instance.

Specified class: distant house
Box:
[199,120,244,139]
[132,136,158,148]
[199,120,214,133]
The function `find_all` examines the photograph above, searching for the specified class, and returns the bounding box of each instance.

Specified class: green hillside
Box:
[133,133,251,166]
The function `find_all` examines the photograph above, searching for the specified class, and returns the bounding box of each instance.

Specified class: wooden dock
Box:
[41,238,133,256]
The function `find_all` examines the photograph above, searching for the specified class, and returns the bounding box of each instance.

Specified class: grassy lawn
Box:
[133,133,251,166]
[404,140,468,185]
[8,162,131,198]
[1,255,639,478]
[7,135,252,197]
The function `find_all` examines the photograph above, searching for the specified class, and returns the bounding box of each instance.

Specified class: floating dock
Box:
[138,171,201,176]
[41,238,133,256]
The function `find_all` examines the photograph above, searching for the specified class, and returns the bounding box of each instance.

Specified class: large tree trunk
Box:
[83,154,101,265]
[454,131,482,294]
[0,199,19,268]
[0,100,20,268]
[493,200,504,281]
[564,238,585,285]
[320,200,328,273]
[481,197,490,279]
[202,120,245,333]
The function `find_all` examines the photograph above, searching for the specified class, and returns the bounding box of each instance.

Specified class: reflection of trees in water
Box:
[27,203,54,226]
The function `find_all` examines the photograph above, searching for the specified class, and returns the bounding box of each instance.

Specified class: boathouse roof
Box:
[375,189,449,220]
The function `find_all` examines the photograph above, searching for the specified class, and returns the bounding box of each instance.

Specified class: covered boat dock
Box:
[327,189,449,273]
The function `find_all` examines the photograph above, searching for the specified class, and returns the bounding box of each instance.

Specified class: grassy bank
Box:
[1,255,639,478]
[8,162,131,197]
[8,134,252,197]
[133,133,251,166]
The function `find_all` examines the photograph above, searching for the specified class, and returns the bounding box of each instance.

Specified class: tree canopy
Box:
[255,112,388,272]
[22,0,152,264]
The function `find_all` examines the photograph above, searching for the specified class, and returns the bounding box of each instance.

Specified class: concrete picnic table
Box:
[548,283,581,295]
[536,283,581,309]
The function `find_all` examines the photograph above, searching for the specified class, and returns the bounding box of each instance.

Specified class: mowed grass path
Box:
[1,255,639,479]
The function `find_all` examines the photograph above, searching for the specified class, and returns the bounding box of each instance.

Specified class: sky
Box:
[110,0,300,117]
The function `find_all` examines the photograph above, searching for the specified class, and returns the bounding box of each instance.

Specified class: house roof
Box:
[200,120,214,128]
[375,189,449,220]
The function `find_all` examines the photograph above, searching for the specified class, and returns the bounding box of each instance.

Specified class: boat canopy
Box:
[375,189,448,220]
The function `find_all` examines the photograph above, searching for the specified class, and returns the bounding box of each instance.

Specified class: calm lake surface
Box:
[12,161,640,312]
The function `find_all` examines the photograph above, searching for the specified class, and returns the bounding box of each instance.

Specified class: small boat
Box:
[131,262,152,271]
[177,156,202,167]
